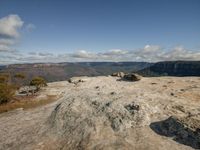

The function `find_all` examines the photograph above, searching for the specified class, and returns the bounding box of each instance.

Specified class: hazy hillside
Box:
[139,61,200,76]
[1,61,200,84]
[0,62,152,83]
[0,65,6,71]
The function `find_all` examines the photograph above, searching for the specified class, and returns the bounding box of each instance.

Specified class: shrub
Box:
[0,74,9,84]
[0,83,15,104]
[30,77,47,89]
[14,73,26,79]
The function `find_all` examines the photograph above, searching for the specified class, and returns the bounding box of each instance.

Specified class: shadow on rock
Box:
[150,116,200,149]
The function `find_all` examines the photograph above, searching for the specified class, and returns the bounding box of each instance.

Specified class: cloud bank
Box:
[1,45,200,65]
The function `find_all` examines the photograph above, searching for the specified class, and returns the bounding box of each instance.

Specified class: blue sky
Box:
[0,0,200,64]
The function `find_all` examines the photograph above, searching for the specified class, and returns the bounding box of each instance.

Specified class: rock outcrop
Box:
[49,99,151,149]
[68,76,89,84]
[111,72,125,77]
[1,76,200,150]
[123,73,142,81]
[17,86,38,95]
[48,79,152,149]
[150,115,200,149]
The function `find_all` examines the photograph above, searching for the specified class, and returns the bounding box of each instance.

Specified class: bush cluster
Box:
[30,77,47,89]
[0,83,15,104]
[0,73,47,105]
[0,74,15,104]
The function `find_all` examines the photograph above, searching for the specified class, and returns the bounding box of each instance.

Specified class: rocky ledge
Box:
[0,76,200,150]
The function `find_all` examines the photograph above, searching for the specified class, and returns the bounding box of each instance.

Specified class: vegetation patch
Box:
[0,95,57,113]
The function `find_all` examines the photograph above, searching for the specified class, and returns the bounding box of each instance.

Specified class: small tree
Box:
[30,77,47,89]
[14,73,26,79]
[0,76,8,84]
[0,83,15,104]
[0,74,10,84]
[0,74,15,104]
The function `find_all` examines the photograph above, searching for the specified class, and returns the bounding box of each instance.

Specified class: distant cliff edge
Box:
[138,61,200,76]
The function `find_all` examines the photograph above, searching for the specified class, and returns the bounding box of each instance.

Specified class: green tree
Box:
[0,74,15,104]
[30,77,47,89]
[14,73,26,79]
[0,74,10,84]
[0,84,15,104]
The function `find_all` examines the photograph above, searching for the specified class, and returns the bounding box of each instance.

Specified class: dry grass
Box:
[0,95,57,113]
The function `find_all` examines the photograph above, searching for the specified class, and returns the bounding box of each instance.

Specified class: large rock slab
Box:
[1,76,200,150]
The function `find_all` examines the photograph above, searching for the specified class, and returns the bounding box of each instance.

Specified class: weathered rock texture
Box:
[150,115,200,149]
[0,76,200,150]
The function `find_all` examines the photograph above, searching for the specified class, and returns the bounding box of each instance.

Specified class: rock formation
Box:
[0,76,200,150]
[123,73,142,81]
[111,72,125,77]
[150,115,200,149]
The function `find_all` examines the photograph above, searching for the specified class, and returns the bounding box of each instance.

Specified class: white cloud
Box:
[162,46,200,61]
[0,14,24,52]
[0,39,15,45]
[133,45,200,62]
[143,45,161,53]
[103,49,129,56]
[1,45,200,65]
[0,39,16,52]
[133,45,163,61]
[0,44,13,52]
[28,52,37,55]
[38,52,54,56]
[71,50,98,59]
[0,14,23,38]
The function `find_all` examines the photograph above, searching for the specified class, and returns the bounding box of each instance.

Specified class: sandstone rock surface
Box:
[111,72,125,77]
[0,76,200,150]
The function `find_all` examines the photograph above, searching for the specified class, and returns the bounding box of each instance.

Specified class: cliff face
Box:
[139,61,200,76]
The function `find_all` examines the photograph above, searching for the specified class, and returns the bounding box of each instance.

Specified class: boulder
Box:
[49,97,150,149]
[17,86,38,95]
[68,76,89,84]
[124,73,142,81]
[111,72,125,77]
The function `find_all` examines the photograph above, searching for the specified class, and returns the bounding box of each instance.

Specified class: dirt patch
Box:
[0,95,57,113]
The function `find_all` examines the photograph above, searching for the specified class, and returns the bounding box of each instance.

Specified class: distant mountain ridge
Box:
[0,62,152,83]
[0,61,199,84]
[139,61,200,76]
